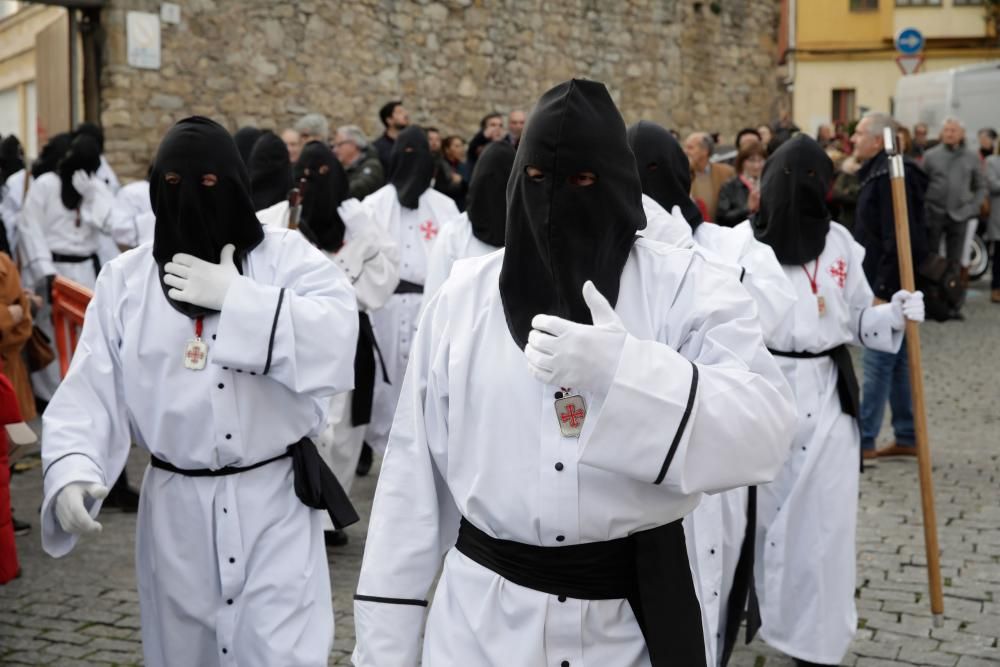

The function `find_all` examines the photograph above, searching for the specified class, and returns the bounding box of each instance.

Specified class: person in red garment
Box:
[0,372,37,584]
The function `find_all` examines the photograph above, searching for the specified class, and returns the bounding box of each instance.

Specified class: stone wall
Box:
[100,0,786,180]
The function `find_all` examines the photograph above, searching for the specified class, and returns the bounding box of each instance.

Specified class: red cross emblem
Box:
[828,258,847,289]
[420,220,438,240]
[560,404,586,429]
[186,346,206,365]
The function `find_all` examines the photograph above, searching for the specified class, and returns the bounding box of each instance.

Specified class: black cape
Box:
[626,120,704,229]
[499,79,645,349]
[466,141,515,247]
[56,134,101,210]
[294,141,349,253]
[752,134,833,265]
[249,131,293,212]
[150,116,265,319]
[388,126,434,209]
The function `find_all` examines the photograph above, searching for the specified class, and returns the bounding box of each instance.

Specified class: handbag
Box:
[25,326,55,372]
[916,254,963,322]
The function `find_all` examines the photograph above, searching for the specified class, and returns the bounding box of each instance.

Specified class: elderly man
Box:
[684,132,734,222]
[922,118,987,284]
[333,125,385,200]
[280,128,302,163]
[506,109,526,146]
[293,113,330,147]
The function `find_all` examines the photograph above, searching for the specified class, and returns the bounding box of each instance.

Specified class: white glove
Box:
[164,244,239,311]
[55,481,109,535]
[524,280,627,395]
[337,198,368,232]
[890,289,924,328]
[71,170,100,201]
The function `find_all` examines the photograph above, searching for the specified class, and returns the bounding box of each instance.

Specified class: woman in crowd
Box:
[716,141,766,227]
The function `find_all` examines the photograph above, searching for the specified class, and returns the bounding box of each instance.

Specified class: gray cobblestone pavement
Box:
[2,281,998,666]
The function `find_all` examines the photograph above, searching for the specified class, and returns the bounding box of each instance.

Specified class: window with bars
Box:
[850,0,879,11]
[832,89,857,125]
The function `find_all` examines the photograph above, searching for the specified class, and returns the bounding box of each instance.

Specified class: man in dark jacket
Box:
[372,101,409,172]
[852,112,929,459]
[334,125,385,200]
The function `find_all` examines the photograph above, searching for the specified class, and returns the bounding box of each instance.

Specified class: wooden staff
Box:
[882,127,944,626]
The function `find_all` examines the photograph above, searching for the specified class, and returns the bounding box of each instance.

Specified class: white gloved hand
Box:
[55,481,109,535]
[524,280,627,395]
[890,289,924,328]
[337,198,368,231]
[71,170,100,201]
[164,244,239,311]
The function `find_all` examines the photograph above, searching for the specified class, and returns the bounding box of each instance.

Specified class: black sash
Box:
[52,251,101,278]
[720,486,760,666]
[394,279,423,294]
[455,517,706,666]
[351,312,390,427]
[767,344,859,418]
[150,437,359,529]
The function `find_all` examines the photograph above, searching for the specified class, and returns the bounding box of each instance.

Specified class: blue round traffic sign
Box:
[896,28,924,55]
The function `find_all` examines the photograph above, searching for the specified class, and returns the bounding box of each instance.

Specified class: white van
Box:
[894,60,1000,135]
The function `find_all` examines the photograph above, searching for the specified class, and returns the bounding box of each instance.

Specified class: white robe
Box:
[641,196,797,666]
[360,184,459,452]
[353,241,796,666]
[2,169,54,288]
[258,198,399,509]
[109,180,155,248]
[39,228,359,667]
[1,169,26,261]
[422,210,498,306]
[754,222,902,664]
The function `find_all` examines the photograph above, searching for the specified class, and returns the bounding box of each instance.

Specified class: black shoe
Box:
[12,517,30,536]
[324,529,349,547]
[104,472,140,512]
[356,443,373,477]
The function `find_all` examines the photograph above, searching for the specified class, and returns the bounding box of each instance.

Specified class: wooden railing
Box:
[50,276,93,379]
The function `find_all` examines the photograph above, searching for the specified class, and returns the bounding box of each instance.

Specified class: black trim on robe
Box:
[655,362,699,485]
[263,287,285,376]
[353,595,428,607]
[42,452,104,480]
[720,485,760,666]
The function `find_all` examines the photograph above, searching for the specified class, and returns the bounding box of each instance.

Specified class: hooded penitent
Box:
[388,126,434,209]
[751,134,833,265]
[626,120,704,229]
[150,116,264,318]
[249,131,293,211]
[31,133,72,179]
[233,126,263,165]
[499,78,646,349]
[56,134,101,210]
[466,141,515,248]
[293,141,350,253]
[74,122,106,154]
[0,135,24,183]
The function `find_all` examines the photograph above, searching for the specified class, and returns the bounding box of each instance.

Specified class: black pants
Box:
[927,213,966,265]
[992,241,1000,289]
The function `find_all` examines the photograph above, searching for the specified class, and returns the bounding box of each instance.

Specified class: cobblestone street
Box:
[1,281,998,666]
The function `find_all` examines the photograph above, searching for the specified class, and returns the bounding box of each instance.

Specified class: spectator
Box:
[910,122,934,159]
[984,142,1000,303]
[771,111,800,145]
[333,125,384,201]
[506,109,527,146]
[426,127,442,155]
[715,140,765,227]
[977,128,997,161]
[922,117,987,285]
[683,131,734,221]
[435,135,468,210]
[852,111,929,458]
[294,113,330,146]
[831,153,862,233]
[466,112,505,174]
[372,100,410,172]
[757,124,773,149]
[816,123,836,148]
[281,127,302,163]
[735,127,762,153]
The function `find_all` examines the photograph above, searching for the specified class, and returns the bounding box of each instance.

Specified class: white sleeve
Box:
[738,236,797,343]
[353,285,458,667]
[846,239,903,353]
[579,255,796,495]
[17,179,56,287]
[40,264,132,558]
[335,198,399,311]
[212,232,359,397]
[107,188,146,248]
[79,180,115,235]
[421,226,456,309]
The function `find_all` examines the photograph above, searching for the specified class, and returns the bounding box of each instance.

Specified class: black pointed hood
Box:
[0,135,24,183]
[74,122,105,153]
[248,131,293,211]
[388,126,434,209]
[752,134,833,265]
[57,134,101,210]
[499,79,645,349]
[294,140,350,253]
[150,116,264,318]
[233,126,263,165]
[466,141,515,247]
[32,133,72,179]
[627,120,703,228]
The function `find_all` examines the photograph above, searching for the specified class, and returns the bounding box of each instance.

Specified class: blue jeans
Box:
[859,338,916,451]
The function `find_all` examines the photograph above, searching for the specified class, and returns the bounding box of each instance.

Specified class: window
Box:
[896,0,942,5]
[952,0,983,6]
[850,0,879,10]
[832,89,857,125]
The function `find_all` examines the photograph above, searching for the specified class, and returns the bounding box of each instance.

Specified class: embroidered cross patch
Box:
[829,258,847,288]
[420,220,438,240]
